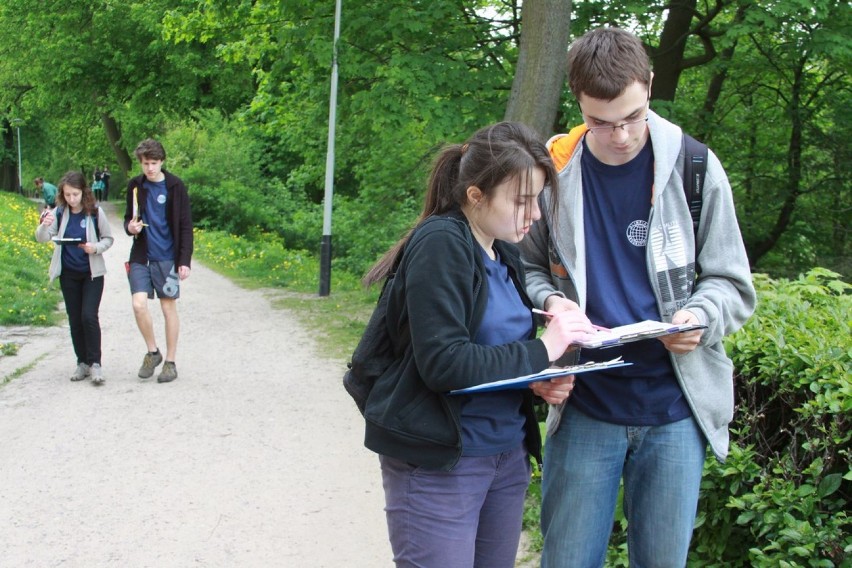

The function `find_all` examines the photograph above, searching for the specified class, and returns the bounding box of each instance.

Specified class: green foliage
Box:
[0,0,254,181]
[192,229,318,292]
[160,0,519,274]
[0,192,61,325]
[0,342,20,356]
[691,268,850,566]
[157,111,322,253]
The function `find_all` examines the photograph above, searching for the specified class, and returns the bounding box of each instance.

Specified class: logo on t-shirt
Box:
[157,194,167,205]
[626,220,648,247]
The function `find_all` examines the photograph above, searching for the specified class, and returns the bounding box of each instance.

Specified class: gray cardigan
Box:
[518,110,756,461]
[35,206,114,282]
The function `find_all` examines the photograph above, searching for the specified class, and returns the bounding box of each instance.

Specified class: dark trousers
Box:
[380,445,530,567]
[59,271,104,366]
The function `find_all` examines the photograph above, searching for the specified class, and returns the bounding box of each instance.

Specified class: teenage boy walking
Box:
[124,139,193,383]
[519,27,756,566]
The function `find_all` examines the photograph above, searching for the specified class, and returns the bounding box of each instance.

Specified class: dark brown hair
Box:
[134,138,166,161]
[56,171,97,216]
[567,27,652,101]
[363,121,558,286]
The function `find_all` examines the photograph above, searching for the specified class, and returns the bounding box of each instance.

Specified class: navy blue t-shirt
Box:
[573,138,691,426]
[459,247,530,456]
[143,179,174,262]
[60,210,90,274]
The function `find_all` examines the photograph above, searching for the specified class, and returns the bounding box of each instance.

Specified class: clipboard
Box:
[576,321,707,349]
[449,358,632,394]
[51,237,82,244]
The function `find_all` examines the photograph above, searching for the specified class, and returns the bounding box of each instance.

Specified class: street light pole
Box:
[11,118,23,194]
[319,0,342,297]
[15,124,22,194]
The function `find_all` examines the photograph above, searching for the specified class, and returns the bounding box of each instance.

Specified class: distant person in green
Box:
[34,177,57,208]
[101,165,111,202]
[123,138,193,383]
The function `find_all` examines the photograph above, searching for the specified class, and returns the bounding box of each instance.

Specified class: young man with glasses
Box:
[519,27,756,566]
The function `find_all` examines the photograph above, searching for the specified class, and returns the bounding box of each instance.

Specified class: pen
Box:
[532,308,610,332]
[532,308,555,317]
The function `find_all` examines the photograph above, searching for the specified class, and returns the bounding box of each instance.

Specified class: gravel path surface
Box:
[0,202,392,567]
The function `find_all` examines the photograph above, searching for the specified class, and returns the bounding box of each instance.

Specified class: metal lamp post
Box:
[319,0,342,296]
[11,118,23,194]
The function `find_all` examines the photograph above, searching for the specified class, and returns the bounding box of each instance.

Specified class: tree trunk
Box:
[695,4,749,142]
[101,112,133,177]
[650,0,698,102]
[504,0,572,138]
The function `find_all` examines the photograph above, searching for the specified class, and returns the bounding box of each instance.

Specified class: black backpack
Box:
[682,133,708,239]
[343,260,401,416]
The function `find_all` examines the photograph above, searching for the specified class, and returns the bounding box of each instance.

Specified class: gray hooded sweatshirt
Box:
[519,110,756,462]
[35,206,114,283]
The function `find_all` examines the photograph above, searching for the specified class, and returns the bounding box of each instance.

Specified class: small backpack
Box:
[343,260,401,416]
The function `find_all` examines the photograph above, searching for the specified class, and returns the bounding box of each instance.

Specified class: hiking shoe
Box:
[90,363,104,385]
[157,361,178,383]
[138,350,163,378]
[71,362,90,381]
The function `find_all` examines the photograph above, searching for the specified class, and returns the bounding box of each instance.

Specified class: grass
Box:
[1,359,39,387]
[1,342,20,356]
[0,192,62,326]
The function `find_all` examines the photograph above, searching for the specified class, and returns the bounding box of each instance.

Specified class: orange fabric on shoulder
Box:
[547,124,588,173]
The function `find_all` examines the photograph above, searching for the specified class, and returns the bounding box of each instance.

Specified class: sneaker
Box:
[90,363,104,385]
[138,350,163,378]
[71,362,90,381]
[157,361,178,383]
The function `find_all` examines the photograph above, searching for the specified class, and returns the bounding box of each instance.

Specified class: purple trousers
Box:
[380,445,531,568]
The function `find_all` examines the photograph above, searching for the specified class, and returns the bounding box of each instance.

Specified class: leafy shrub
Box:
[691,268,850,566]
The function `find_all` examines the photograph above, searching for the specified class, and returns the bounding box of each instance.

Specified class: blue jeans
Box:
[380,445,530,568]
[540,406,707,568]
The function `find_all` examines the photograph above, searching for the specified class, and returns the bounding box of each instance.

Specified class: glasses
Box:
[586,115,649,136]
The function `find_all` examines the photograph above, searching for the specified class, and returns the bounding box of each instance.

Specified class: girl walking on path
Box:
[35,171,114,384]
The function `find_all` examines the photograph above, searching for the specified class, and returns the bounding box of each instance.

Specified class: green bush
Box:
[690,268,850,566]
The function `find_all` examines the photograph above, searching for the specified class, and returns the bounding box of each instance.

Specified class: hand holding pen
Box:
[127,217,148,235]
[533,308,610,333]
[536,306,598,362]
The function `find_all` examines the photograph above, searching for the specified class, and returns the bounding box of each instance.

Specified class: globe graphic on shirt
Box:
[626,220,648,247]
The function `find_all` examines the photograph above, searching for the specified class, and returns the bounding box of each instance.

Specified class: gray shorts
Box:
[128,260,181,299]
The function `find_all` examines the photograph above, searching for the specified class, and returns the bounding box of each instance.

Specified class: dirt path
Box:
[0,202,392,567]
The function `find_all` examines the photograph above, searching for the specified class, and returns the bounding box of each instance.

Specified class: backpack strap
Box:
[682,134,708,238]
[92,207,101,241]
[547,124,589,172]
